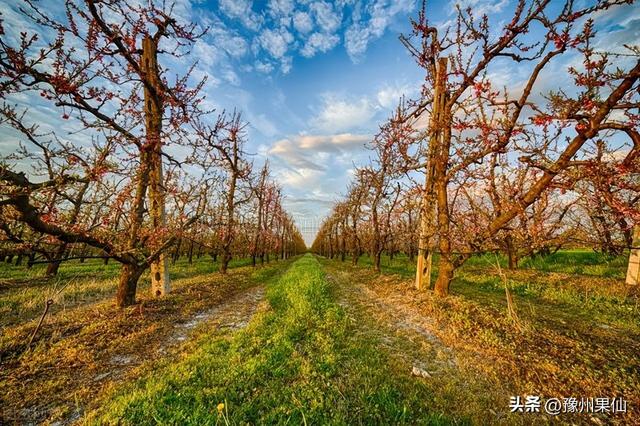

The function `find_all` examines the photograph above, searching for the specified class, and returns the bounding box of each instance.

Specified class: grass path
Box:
[79,254,638,425]
[87,254,454,425]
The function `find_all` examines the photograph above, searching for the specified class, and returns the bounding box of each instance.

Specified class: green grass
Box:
[344,249,628,279]
[515,249,627,277]
[88,254,453,425]
[0,255,254,281]
[0,256,257,327]
[340,250,636,328]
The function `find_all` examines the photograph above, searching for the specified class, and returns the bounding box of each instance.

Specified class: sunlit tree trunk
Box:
[143,36,170,297]
[117,264,145,307]
[416,58,447,290]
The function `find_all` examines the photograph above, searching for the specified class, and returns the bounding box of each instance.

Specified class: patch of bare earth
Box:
[322,259,639,426]
[0,264,280,426]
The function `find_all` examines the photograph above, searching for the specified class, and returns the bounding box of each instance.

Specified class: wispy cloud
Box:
[345,0,415,62]
[311,94,378,133]
[270,132,370,172]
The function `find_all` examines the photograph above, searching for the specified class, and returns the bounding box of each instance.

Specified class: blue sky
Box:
[191,0,427,243]
[188,0,639,244]
[2,0,639,245]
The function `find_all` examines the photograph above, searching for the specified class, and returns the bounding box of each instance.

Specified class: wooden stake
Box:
[626,225,640,286]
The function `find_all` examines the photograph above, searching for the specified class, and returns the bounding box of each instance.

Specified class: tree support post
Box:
[626,225,640,286]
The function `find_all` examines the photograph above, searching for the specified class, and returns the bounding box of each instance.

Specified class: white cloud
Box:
[311,94,378,133]
[192,39,223,68]
[259,27,294,59]
[222,69,240,85]
[268,0,294,18]
[279,167,324,188]
[280,56,293,74]
[210,27,249,59]
[251,114,279,138]
[345,25,370,60]
[344,0,414,62]
[293,11,314,33]
[376,83,416,109]
[450,0,510,17]
[255,60,275,73]
[301,32,340,57]
[219,0,263,31]
[270,133,370,171]
[212,0,417,72]
[310,2,342,33]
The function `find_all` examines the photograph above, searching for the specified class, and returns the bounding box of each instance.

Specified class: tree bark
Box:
[116,264,144,307]
[45,244,66,277]
[143,36,171,297]
[188,240,194,264]
[506,235,517,270]
[432,61,454,296]
[416,57,447,290]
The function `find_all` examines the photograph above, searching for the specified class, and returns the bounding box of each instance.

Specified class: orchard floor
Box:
[322,256,639,425]
[1,252,639,425]
[0,257,293,424]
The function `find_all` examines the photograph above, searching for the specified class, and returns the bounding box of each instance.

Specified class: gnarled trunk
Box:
[434,255,454,297]
[116,264,144,307]
[45,244,67,277]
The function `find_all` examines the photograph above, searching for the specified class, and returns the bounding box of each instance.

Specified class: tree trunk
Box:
[188,240,194,264]
[328,231,334,259]
[434,256,454,297]
[45,244,67,277]
[416,57,447,291]
[173,238,182,264]
[27,252,36,268]
[506,235,517,270]
[143,36,171,298]
[340,228,346,261]
[45,259,61,276]
[374,250,381,273]
[116,264,144,307]
[220,252,231,274]
[220,135,239,275]
[431,57,455,297]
